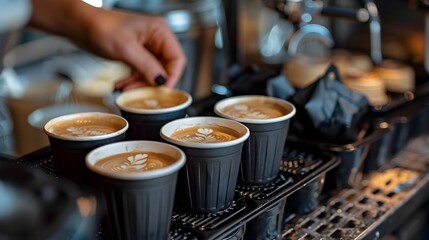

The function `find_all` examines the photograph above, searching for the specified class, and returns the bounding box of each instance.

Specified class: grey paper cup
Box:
[85,140,186,240]
[116,87,192,141]
[161,116,249,213]
[245,199,286,240]
[43,112,128,185]
[214,96,296,185]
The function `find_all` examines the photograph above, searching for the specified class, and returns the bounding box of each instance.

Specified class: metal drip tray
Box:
[283,135,429,240]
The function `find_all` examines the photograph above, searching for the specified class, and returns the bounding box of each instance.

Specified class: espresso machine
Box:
[222,0,383,67]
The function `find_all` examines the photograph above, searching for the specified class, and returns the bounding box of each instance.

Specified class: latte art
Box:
[95,151,175,173]
[220,100,286,119]
[231,104,273,119]
[143,99,161,108]
[45,114,127,139]
[124,97,184,109]
[64,126,115,137]
[52,125,117,137]
[171,125,240,143]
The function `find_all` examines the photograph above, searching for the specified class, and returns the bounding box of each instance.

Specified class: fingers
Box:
[143,17,186,87]
[122,81,150,91]
[114,71,139,90]
[128,17,186,87]
[114,71,151,91]
[96,13,186,89]
[164,56,186,88]
[117,41,169,86]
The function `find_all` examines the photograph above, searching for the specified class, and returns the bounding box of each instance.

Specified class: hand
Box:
[82,9,186,90]
[29,0,186,90]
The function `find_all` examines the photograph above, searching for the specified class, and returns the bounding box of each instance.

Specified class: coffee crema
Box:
[219,100,287,119]
[48,117,123,137]
[124,97,185,110]
[94,151,176,173]
[171,125,240,143]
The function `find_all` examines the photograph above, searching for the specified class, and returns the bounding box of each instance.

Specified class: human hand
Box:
[80,9,186,90]
[29,0,186,90]
[83,9,186,90]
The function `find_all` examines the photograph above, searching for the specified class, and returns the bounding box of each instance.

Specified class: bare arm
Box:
[28,0,186,89]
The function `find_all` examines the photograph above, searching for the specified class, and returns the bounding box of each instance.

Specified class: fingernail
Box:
[155,75,166,86]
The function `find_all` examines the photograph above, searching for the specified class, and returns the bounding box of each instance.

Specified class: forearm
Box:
[28,0,96,41]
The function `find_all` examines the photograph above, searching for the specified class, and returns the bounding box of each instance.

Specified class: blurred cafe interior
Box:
[2,0,429,239]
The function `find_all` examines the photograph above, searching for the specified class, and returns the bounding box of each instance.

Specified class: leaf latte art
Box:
[94,151,176,173]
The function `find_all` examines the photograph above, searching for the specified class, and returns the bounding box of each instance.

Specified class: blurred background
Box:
[2,1,429,240]
[0,0,427,157]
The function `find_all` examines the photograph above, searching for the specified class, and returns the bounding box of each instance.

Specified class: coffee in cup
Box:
[170,125,241,143]
[86,140,185,240]
[46,115,123,138]
[161,116,249,213]
[116,87,192,141]
[214,95,296,185]
[218,99,288,119]
[94,151,176,173]
[44,112,128,184]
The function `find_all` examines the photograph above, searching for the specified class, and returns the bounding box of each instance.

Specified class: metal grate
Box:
[168,227,198,240]
[281,149,323,176]
[283,135,429,240]
[29,155,57,177]
[172,198,247,231]
[236,175,294,200]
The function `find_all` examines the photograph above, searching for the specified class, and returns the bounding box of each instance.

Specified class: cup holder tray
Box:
[15,144,339,240]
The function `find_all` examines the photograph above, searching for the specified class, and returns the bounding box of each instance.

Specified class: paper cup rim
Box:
[43,112,129,141]
[214,95,296,124]
[160,116,250,149]
[85,140,186,180]
[115,87,192,114]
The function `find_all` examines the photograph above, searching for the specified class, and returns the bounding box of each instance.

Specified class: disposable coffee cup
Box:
[244,199,286,240]
[116,87,192,141]
[43,112,128,184]
[160,116,249,213]
[85,140,186,240]
[214,95,296,185]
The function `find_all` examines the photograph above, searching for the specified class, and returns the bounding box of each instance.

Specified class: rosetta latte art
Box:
[173,127,236,143]
[112,153,166,172]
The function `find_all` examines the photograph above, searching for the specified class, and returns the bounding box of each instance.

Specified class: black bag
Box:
[289,64,369,143]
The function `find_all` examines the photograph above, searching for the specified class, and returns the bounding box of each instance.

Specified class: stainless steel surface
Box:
[284,134,429,240]
[362,0,382,65]
[261,0,383,64]
[287,24,334,57]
